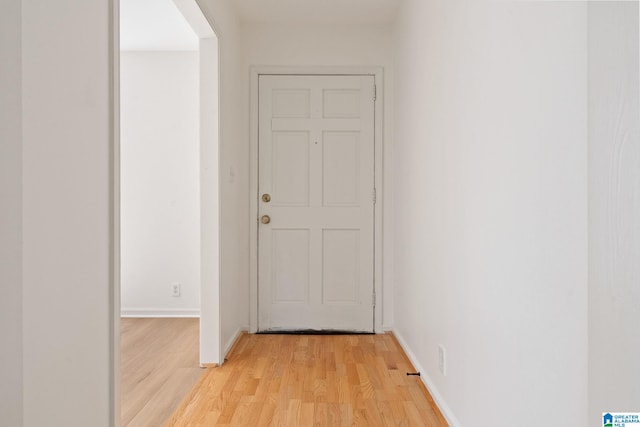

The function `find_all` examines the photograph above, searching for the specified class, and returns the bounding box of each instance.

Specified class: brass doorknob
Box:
[262,193,271,203]
[261,215,271,224]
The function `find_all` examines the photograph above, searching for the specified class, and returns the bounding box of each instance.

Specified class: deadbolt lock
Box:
[261,215,271,224]
[262,193,271,203]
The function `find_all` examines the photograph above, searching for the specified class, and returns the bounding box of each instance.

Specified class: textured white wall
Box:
[0,1,23,425]
[393,1,588,425]
[120,51,201,317]
[588,2,640,422]
[241,22,396,330]
[21,0,114,425]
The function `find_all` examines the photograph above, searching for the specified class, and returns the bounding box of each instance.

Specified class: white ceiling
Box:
[232,0,402,25]
[120,0,199,51]
[120,0,401,51]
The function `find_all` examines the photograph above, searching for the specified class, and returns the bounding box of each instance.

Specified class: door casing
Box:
[249,66,385,333]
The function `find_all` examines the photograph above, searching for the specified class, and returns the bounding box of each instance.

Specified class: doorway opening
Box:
[118,0,220,424]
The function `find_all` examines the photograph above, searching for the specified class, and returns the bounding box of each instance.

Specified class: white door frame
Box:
[249,66,384,333]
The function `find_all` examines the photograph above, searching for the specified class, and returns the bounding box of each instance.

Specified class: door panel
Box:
[323,89,361,118]
[322,229,360,303]
[272,89,310,118]
[272,132,310,206]
[323,132,360,206]
[258,75,375,332]
[272,229,310,303]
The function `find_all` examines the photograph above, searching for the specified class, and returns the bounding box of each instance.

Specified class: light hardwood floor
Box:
[121,318,204,427]
[167,333,448,426]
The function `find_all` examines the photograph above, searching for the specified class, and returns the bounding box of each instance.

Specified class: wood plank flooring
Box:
[167,333,448,426]
[121,318,204,427]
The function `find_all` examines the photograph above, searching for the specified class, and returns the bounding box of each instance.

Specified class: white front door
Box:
[257,75,376,332]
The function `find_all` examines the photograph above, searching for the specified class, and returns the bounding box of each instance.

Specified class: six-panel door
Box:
[258,75,375,332]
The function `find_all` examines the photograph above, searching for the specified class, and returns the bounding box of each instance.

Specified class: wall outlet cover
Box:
[438,344,447,376]
[172,282,181,297]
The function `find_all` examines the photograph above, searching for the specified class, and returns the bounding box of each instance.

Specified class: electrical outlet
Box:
[172,282,181,297]
[438,344,447,376]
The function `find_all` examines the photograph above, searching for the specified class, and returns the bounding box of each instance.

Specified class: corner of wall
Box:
[392,330,461,427]
[587,2,640,421]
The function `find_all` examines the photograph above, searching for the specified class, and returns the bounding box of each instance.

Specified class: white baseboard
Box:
[392,330,462,427]
[223,326,248,359]
[121,308,200,318]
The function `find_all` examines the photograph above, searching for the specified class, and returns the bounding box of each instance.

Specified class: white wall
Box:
[198,35,221,365]
[197,0,245,358]
[241,22,396,330]
[21,0,114,425]
[241,23,393,67]
[588,2,640,422]
[0,1,23,425]
[393,1,588,425]
[120,51,201,317]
